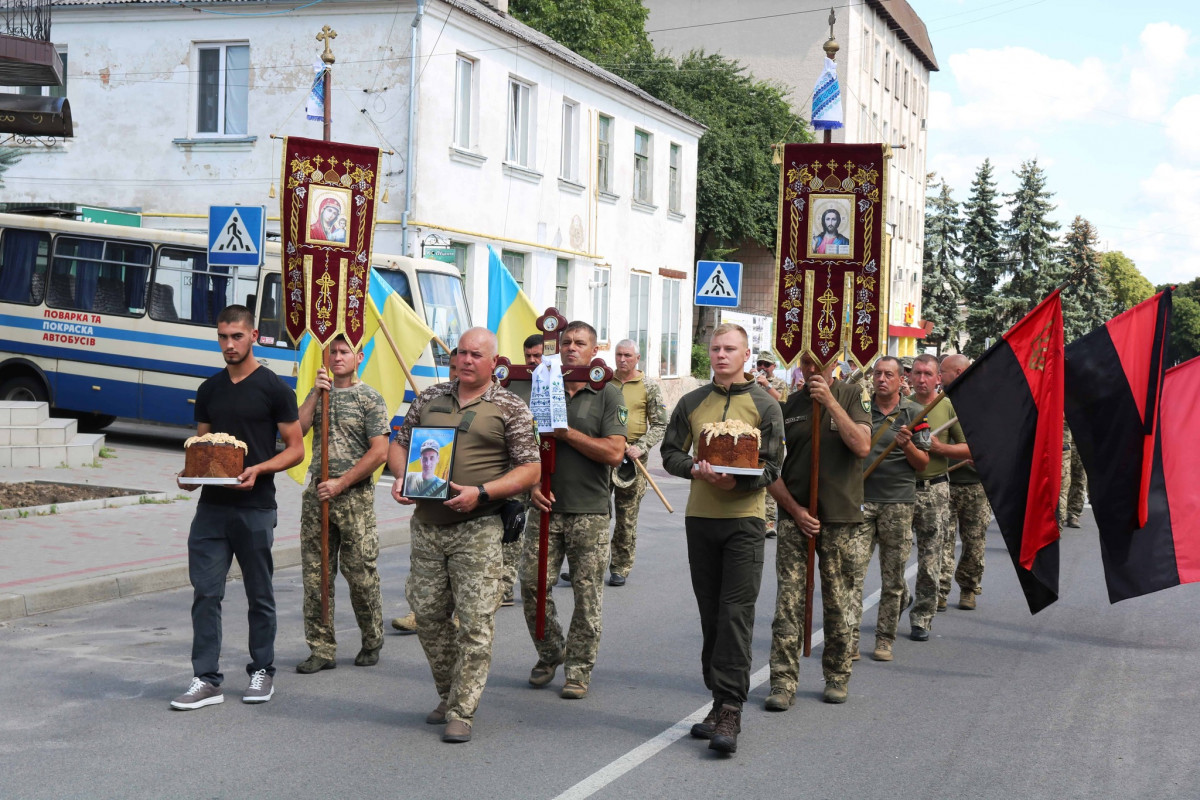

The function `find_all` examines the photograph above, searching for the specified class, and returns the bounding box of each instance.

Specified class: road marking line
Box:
[551,562,919,800]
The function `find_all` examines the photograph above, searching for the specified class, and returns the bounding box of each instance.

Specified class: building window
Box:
[196,43,249,136]
[898,200,905,239]
[597,114,613,194]
[555,258,569,311]
[920,86,926,118]
[894,61,902,97]
[453,55,475,149]
[501,250,525,290]
[882,119,889,144]
[884,50,891,90]
[591,266,610,342]
[660,278,681,377]
[903,68,910,106]
[861,29,871,74]
[20,51,66,98]
[507,78,533,167]
[912,76,919,113]
[628,272,650,358]
[668,143,682,213]
[633,129,652,204]
[560,99,580,182]
[860,104,868,137]
[873,38,882,83]
[871,111,879,141]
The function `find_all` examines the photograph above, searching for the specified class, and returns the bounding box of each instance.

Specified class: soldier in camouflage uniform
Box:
[296,336,390,674]
[847,356,930,662]
[607,339,668,586]
[389,328,541,744]
[765,352,871,709]
[1061,423,1087,528]
[754,350,789,536]
[522,322,627,700]
[940,354,990,609]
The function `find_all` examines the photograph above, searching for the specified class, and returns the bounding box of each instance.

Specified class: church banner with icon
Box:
[281,136,382,350]
[773,143,889,371]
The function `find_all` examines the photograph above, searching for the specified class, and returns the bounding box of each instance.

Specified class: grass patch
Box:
[99,447,117,459]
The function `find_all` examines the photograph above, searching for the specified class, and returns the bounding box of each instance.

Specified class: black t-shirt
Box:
[194,365,299,509]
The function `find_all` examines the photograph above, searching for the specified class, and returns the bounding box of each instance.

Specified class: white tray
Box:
[710,465,764,476]
[180,477,242,485]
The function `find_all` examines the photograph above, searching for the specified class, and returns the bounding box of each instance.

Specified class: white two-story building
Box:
[2,0,703,378]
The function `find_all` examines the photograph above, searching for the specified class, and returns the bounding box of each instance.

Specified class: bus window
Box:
[417,270,468,351]
[153,247,256,325]
[375,267,415,309]
[256,273,295,349]
[49,236,151,316]
[0,228,50,305]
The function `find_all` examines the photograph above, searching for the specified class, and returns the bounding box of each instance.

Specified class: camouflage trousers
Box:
[949,482,990,594]
[610,467,648,578]
[1059,445,1088,523]
[406,515,503,725]
[500,539,522,600]
[911,481,951,631]
[300,482,383,660]
[800,522,871,687]
[849,502,914,649]
[521,512,610,686]
[764,493,779,531]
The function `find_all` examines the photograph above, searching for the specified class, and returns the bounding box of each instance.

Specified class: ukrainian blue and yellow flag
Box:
[486,245,539,362]
[287,267,436,483]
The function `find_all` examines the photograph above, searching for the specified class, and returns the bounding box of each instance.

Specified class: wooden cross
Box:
[493,308,614,640]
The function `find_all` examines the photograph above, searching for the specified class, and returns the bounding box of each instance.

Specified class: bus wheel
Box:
[75,413,117,432]
[0,375,49,403]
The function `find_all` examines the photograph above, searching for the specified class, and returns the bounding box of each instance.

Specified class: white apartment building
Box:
[2,0,704,378]
[644,0,937,356]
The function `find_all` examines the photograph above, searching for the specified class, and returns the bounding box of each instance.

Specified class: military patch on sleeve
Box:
[860,386,871,413]
[618,406,629,425]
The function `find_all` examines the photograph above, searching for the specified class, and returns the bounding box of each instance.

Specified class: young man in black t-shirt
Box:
[170,305,303,710]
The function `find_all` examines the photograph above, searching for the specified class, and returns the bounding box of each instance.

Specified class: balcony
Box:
[1,0,63,87]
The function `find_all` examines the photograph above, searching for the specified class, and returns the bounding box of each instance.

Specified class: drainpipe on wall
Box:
[401,0,425,256]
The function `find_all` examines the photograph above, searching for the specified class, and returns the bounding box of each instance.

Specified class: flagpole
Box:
[368,301,421,398]
[803,7,841,659]
[317,24,338,626]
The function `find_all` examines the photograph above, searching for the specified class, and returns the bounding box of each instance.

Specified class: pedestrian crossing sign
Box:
[694,260,742,308]
[208,205,266,268]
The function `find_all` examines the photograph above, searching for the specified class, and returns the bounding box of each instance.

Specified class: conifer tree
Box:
[959,159,1003,356]
[921,177,964,350]
[999,158,1061,327]
[1059,216,1114,340]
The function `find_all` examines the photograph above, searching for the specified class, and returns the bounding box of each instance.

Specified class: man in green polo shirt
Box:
[388,327,541,744]
[940,354,989,610]
[661,322,784,755]
[765,352,871,709]
[848,355,930,658]
[909,353,968,635]
[522,321,627,701]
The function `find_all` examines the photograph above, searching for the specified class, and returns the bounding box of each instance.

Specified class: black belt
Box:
[915,475,949,489]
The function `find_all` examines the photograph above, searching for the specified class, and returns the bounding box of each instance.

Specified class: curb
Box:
[0,490,173,521]
[0,522,411,622]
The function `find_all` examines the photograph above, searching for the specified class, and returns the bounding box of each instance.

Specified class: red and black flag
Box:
[946,291,1064,613]
[1063,291,1190,602]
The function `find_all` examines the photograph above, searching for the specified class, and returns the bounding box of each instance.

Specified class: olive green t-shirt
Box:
[863,396,931,504]
[914,395,965,480]
[779,381,872,524]
[549,382,627,515]
[309,381,390,480]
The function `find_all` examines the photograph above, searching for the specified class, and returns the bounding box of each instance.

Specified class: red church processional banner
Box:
[773,143,889,371]
[281,136,382,350]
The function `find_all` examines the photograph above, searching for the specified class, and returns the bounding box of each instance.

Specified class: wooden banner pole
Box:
[862,392,947,481]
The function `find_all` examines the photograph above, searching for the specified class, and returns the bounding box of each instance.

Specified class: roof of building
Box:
[52,0,705,130]
[866,0,938,72]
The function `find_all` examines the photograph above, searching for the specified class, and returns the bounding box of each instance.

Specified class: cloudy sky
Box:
[909,0,1198,286]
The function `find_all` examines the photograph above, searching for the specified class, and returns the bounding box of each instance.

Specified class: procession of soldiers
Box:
[172,304,1086,757]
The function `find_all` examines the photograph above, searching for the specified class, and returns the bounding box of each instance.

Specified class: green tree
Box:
[959,159,1003,356]
[1100,250,1155,312]
[509,0,652,63]
[1164,279,1200,365]
[921,176,964,349]
[999,158,1061,327]
[1059,216,1114,341]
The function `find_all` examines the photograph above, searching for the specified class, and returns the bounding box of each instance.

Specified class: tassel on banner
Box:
[269,182,277,199]
[382,186,389,204]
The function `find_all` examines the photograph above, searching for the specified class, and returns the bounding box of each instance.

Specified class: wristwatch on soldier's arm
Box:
[477,485,491,504]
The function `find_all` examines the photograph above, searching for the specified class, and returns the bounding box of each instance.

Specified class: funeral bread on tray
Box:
[696,419,761,470]
[182,432,248,480]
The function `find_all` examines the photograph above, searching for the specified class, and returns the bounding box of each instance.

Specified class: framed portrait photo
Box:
[306,185,353,248]
[401,426,457,500]
[806,193,855,260]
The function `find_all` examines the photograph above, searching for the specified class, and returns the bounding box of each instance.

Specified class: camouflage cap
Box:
[900,356,915,370]
[420,438,441,454]
[756,350,776,364]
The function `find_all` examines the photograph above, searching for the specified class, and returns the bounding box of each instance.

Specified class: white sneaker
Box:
[242,669,274,704]
[170,677,224,710]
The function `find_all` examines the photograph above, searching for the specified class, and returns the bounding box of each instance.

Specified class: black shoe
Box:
[608,572,626,587]
[708,704,741,754]
[691,700,720,739]
[560,572,572,584]
[296,655,336,674]
[354,647,381,667]
[910,626,930,642]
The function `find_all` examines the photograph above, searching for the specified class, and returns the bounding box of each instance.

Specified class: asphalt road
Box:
[1,463,1195,799]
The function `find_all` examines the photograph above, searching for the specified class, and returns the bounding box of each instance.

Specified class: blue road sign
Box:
[694,260,742,308]
[208,205,265,268]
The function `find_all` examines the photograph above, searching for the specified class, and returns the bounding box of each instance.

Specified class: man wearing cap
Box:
[755,351,788,536]
[939,354,989,610]
[404,439,449,498]
[388,327,540,744]
[607,339,668,587]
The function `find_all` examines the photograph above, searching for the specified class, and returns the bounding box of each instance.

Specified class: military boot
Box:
[822,681,848,704]
[708,705,741,754]
[959,590,977,610]
[872,638,893,662]
[691,700,720,739]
